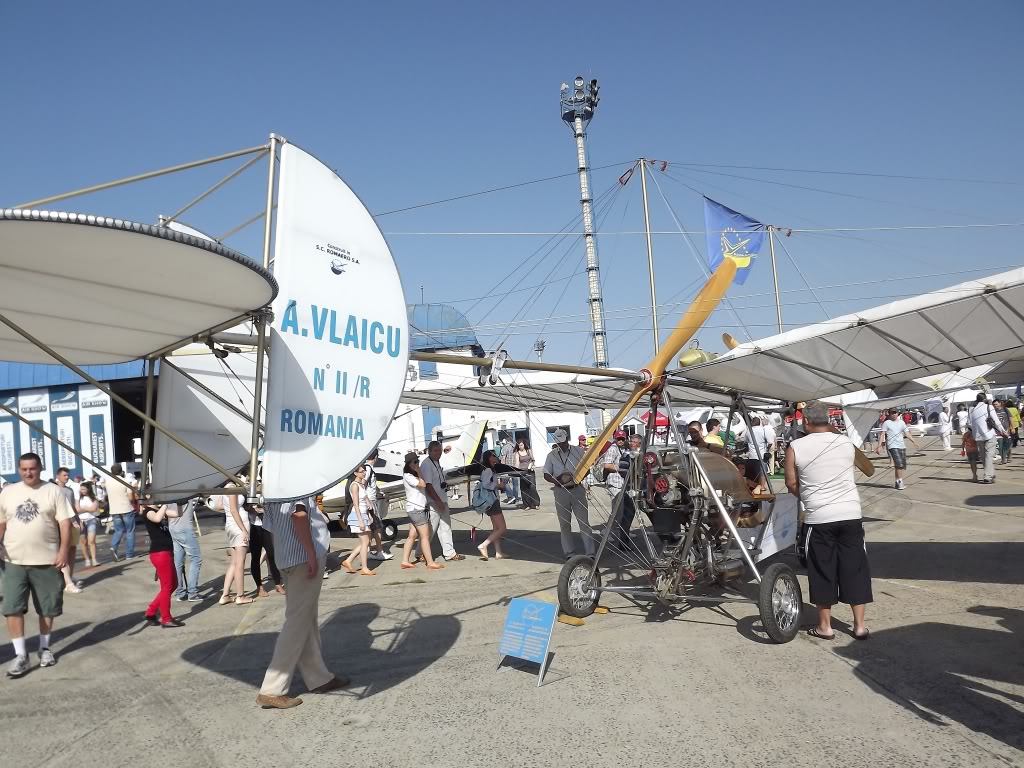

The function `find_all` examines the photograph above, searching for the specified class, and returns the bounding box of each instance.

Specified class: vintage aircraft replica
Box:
[407,258,1024,643]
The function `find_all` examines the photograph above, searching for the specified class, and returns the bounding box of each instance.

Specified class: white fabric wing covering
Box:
[681,267,1024,403]
[0,210,277,364]
[149,350,264,501]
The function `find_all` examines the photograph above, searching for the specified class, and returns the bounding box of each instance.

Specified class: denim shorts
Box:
[407,506,429,527]
[81,518,99,535]
[888,448,907,470]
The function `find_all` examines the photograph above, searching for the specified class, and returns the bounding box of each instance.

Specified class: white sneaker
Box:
[379,551,394,561]
[6,654,29,677]
[38,649,56,668]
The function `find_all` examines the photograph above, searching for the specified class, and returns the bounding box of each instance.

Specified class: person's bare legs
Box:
[6,615,25,646]
[969,457,979,481]
[232,547,250,600]
[852,604,868,637]
[416,523,442,569]
[815,605,834,636]
[479,512,508,559]
[356,532,373,575]
[401,526,418,567]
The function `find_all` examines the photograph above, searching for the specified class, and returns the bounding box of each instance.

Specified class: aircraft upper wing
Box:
[679,267,1024,403]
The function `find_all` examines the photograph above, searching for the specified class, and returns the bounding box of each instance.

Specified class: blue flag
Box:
[703,197,766,286]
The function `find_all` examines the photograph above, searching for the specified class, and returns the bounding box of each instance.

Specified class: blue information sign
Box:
[497,597,557,686]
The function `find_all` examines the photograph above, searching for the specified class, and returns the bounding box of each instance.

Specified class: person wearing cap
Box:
[543,428,595,559]
[577,435,588,448]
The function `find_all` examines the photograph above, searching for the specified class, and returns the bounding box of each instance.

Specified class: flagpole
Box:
[768,225,783,333]
[639,159,660,354]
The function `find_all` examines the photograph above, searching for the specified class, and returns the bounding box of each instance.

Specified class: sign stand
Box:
[497,597,557,687]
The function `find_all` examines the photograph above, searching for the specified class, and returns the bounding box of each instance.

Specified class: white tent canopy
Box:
[402,370,781,413]
[681,267,1024,403]
[0,209,277,364]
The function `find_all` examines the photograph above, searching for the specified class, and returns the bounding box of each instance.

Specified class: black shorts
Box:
[888,448,907,469]
[804,520,873,607]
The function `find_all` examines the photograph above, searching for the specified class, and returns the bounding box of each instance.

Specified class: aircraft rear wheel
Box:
[557,555,601,618]
[758,562,803,643]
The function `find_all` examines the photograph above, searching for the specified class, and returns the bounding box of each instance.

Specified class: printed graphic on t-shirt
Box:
[15,499,40,523]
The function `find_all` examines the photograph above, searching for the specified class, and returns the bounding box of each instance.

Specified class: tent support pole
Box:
[139,358,156,494]
[248,132,279,497]
[0,401,135,493]
[768,227,783,334]
[16,144,269,209]
[0,310,245,487]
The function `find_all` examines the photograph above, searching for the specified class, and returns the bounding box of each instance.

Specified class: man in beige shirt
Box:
[0,452,74,678]
[105,463,137,560]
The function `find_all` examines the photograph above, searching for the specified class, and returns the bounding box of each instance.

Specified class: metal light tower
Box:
[561,76,608,368]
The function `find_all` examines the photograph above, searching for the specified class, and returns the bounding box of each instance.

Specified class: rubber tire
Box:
[758,562,803,644]
[557,555,601,618]
[382,520,399,542]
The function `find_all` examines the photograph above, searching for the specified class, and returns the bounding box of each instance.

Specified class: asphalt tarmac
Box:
[1,439,1021,767]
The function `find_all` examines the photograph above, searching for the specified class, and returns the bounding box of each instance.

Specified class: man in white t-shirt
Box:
[419,441,462,561]
[543,429,595,558]
[746,417,777,473]
[785,402,871,641]
[105,464,137,560]
[939,406,953,451]
[969,393,1007,483]
[0,452,75,677]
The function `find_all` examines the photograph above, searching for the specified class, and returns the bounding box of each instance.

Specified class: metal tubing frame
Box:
[691,449,762,583]
[0,310,246,487]
[410,351,642,382]
[161,149,269,227]
[638,159,660,354]
[138,358,156,493]
[16,144,269,209]
[246,133,279,497]
[0,401,136,493]
[147,311,266,361]
[150,486,249,497]
[160,358,258,428]
[734,396,777,554]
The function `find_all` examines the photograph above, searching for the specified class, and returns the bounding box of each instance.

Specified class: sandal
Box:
[359,570,376,577]
[806,628,835,640]
[341,562,357,574]
[218,594,233,605]
[854,629,871,641]
[477,545,489,561]
[400,562,417,570]
[427,563,445,570]
[413,555,425,564]
[234,596,255,605]
[446,554,466,561]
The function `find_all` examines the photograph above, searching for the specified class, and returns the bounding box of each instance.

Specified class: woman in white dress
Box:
[218,493,254,604]
[341,466,376,576]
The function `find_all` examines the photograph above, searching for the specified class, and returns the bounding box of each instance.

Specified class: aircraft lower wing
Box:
[680,267,1024,403]
[402,370,779,412]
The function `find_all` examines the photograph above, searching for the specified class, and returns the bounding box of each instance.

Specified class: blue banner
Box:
[704,197,766,286]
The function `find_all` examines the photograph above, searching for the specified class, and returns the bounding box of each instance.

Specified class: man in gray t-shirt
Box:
[876,410,920,490]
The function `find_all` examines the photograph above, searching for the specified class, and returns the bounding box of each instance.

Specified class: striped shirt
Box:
[262,496,330,570]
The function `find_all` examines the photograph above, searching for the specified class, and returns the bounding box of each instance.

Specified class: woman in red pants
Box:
[142,504,185,628]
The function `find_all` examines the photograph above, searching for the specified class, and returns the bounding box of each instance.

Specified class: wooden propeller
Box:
[572,259,738,483]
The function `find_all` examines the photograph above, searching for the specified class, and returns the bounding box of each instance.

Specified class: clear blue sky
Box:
[4,1,1023,371]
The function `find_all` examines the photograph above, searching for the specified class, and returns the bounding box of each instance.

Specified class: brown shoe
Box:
[311,675,351,694]
[256,694,303,709]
